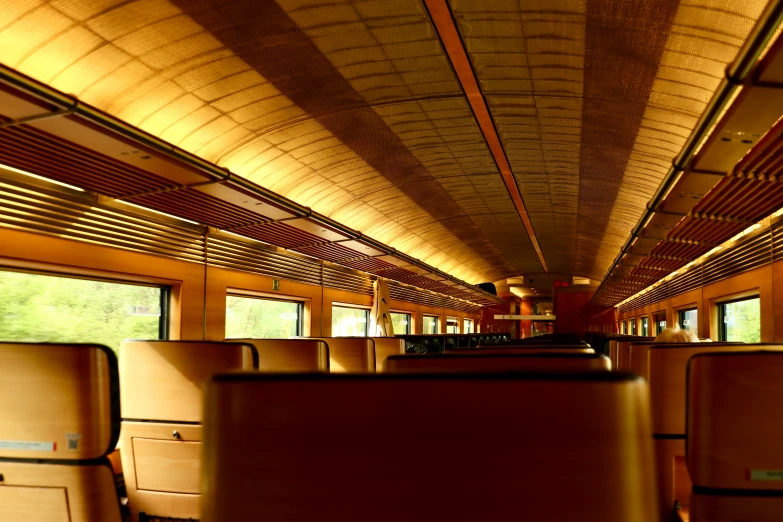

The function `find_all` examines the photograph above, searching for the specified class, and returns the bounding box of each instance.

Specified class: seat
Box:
[461,347,595,354]
[628,342,739,381]
[687,351,783,522]
[200,372,659,522]
[119,340,257,522]
[0,343,122,522]
[384,353,611,372]
[234,338,329,371]
[309,337,375,372]
[647,343,783,521]
[370,337,405,371]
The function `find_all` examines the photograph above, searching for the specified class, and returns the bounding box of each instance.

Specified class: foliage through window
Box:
[0,269,167,355]
[640,317,649,337]
[446,317,458,334]
[719,297,760,343]
[621,321,626,334]
[423,315,439,335]
[679,308,697,335]
[630,319,637,335]
[226,295,302,339]
[390,312,411,335]
[332,305,369,336]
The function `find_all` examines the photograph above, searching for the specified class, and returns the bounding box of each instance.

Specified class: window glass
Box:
[332,306,369,336]
[640,317,649,337]
[464,318,474,333]
[0,269,167,355]
[719,297,761,342]
[621,321,626,334]
[679,308,697,335]
[446,317,459,334]
[654,313,666,335]
[390,312,411,335]
[423,315,439,335]
[226,295,301,338]
[630,319,637,335]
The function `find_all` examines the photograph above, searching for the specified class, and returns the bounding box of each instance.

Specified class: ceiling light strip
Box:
[423,0,549,274]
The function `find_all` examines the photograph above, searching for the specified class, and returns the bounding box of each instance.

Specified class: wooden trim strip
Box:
[422,0,548,274]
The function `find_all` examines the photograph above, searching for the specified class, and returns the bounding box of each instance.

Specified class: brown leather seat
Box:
[201,372,658,521]
[384,352,611,372]
[687,351,783,522]
[0,343,122,522]
[119,340,257,522]
[235,338,329,371]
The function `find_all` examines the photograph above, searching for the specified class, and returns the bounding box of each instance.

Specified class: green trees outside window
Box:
[226,295,302,339]
[0,270,166,355]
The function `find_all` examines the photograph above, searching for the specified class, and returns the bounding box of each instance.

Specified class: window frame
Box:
[463,318,474,334]
[621,320,627,334]
[717,295,761,342]
[446,316,459,334]
[422,314,440,335]
[390,310,412,335]
[226,293,304,338]
[331,303,371,337]
[678,307,698,333]
[640,316,649,337]
[630,318,637,335]
[0,266,171,346]
[653,312,666,335]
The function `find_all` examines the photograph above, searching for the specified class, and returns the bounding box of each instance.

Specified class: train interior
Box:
[1,0,783,521]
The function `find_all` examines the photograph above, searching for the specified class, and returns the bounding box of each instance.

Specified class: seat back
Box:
[119,340,257,521]
[0,343,121,522]
[687,351,783,491]
[201,372,658,521]
[628,341,738,380]
[370,337,405,371]
[456,347,595,355]
[648,344,783,436]
[236,338,329,371]
[309,337,375,372]
[384,353,611,372]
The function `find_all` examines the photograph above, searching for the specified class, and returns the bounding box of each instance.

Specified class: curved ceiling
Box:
[0,0,770,284]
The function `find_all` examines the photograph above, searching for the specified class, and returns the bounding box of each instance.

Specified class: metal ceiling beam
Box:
[423,0,549,274]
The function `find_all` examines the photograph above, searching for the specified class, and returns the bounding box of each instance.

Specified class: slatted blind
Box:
[619,222,779,313]
[0,174,480,312]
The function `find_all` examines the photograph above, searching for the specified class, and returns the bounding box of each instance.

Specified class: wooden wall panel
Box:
[0,229,479,342]
[620,264,777,342]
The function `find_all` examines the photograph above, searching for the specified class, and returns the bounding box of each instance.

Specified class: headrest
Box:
[310,338,375,372]
[385,353,611,372]
[120,341,257,423]
[0,343,119,460]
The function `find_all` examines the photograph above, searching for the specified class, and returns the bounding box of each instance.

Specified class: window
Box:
[718,297,761,342]
[654,312,666,335]
[679,308,698,335]
[0,269,168,355]
[226,295,302,338]
[464,318,474,333]
[390,312,411,335]
[446,317,459,334]
[423,315,439,335]
[640,317,649,337]
[621,321,627,334]
[630,319,637,335]
[332,305,369,336]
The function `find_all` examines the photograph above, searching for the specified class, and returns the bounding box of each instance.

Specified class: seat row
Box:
[3,338,780,521]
